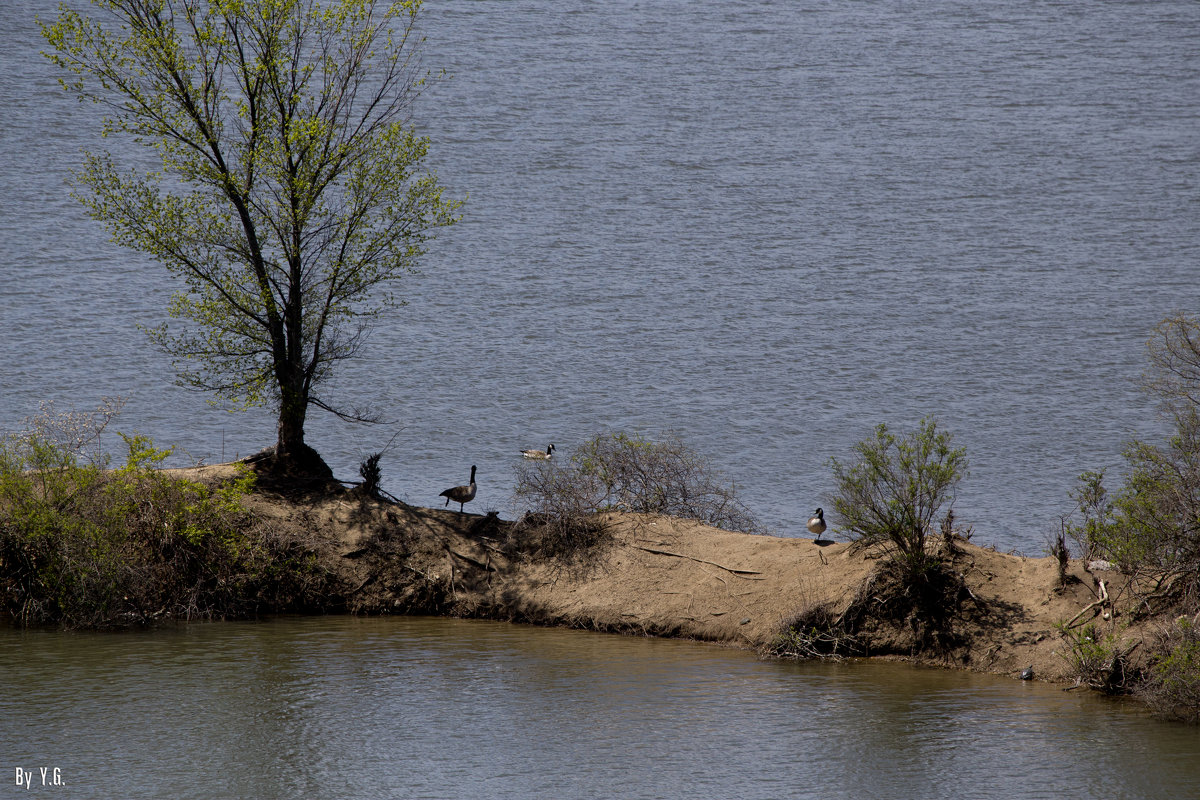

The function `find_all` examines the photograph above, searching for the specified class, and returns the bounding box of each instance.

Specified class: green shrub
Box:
[1088,313,1200,603]
[823,419,971,648]
[1066,410,1200,608]
[1062,469,1115,562]
[1057,622,1134,694]
[1139,617,1200,723]
[1110,411,1200,583]
[0,406,332,627]
[829,418,967,569]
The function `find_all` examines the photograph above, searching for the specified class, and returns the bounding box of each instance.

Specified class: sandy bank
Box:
[185,463,1152,687]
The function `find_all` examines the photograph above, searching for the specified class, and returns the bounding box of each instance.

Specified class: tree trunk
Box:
[270,374,333,480]
[276,382,307,460]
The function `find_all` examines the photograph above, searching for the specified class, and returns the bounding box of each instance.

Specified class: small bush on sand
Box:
[829,418,967,577]
[767,552,987,660]
[358,452,383,499]
[823,418,971,648]
[0,404,333,627]
[511,432,764,558]
[508,458,610,560]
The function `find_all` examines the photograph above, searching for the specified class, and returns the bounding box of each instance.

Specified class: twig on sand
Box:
[635,546,764,578]
[697,566,728,586]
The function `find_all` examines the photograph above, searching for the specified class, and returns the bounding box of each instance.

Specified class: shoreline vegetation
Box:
[3,439,1197,724]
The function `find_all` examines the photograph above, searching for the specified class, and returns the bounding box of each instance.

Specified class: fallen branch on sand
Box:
[446,547,496,572]
[635,546,764,578]
[1064,580,1110,628]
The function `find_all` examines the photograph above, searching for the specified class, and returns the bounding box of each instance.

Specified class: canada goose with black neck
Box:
[440,465,477,512]
[521,443,555,460]
[807,508,827,543]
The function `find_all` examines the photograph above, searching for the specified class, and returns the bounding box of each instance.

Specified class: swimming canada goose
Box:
[440,465,477,512]
[807,508,827,543]
[1020,665,1034,681]
[521,443,555,460]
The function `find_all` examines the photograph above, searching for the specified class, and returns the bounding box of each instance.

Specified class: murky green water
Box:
[1,616,1196,799]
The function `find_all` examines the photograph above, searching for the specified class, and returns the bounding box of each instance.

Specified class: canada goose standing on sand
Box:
[440,465,477,512]
[521,443,555,460]
[807,508,827,543]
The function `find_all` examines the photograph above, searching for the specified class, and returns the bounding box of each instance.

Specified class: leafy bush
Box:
[1057,622,1134,694]
[829,418,967,570]
[1138,616,1200,723]
[1110,411,1200,589]
[1064,411,1200,607]
[511,432,764,557]
[1060,314,1200,617]
[1116,312,1200,602]
[1062,469,1114,562]
[0,404,333,627]
[823,418,970,646]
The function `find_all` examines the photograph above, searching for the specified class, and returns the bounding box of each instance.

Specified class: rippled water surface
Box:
[3,1,1200,548]
[3,5,1200,797]
[2,616,1198,800]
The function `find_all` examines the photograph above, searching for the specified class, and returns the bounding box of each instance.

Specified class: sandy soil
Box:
[182,463,1154,686]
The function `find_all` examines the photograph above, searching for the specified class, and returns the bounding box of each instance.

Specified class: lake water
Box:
[2,5,1200,792]
[2,615,1198,800]
[3,0,1200,551]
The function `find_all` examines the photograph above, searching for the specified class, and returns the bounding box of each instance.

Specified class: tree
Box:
[1136,313,1200,596]
[1146,313,1200,412]
[829,418,967,572]
[1069,314,1200,603]
[41,0,462,475]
